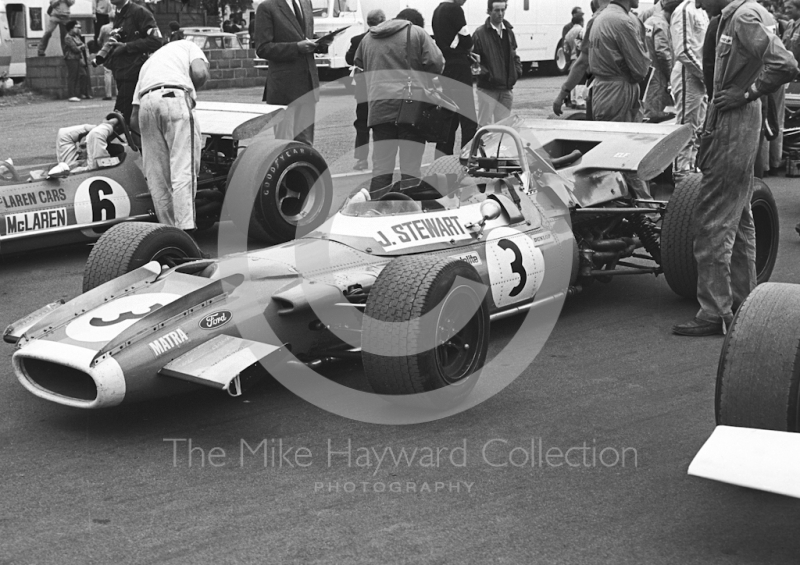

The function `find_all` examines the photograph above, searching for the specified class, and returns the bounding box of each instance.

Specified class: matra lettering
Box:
[148,329,190,356]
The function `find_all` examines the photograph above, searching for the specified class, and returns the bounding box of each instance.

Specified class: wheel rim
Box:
[434,285,486,385]
[149,246,191,268]
[752,196,777,282]
[272,162,324,226]
[556,47,567,72]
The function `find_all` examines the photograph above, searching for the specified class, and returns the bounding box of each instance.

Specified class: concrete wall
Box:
[25,48,266,99]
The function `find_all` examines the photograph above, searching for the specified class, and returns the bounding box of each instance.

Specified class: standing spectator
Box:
[784,0,800,57]
[38,0,75,56]
[563,14,583,70]
[104,0,162,124]
[588,0,650,122]
[167,21,184,42]
[97,20,116,99]
[672,0,797,337]
[643,0,679,121]
[472,1,523,125]
[354,9,444,196]
[131,40,210,231]
[563,7,585,38]
[670,0,709,179]
[553,0,613,116]
[64,21,90,102]
[345,9,386,171]
[93,0,113,44]
[432,0,478,157]
[255,0,319,145]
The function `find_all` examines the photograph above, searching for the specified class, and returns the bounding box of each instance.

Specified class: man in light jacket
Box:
[472,0,523,125]
[354,9,444,196]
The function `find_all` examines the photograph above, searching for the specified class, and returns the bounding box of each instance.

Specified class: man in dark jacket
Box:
[345,9,385,170]
[104,0,162,124]
[472,0,522,125]
[432,0,478,157]
[354,9,444,195]
[255,0,320,145]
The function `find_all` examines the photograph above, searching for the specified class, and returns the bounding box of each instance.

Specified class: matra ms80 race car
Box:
[3,118,780,410]
[0,102,331,256]
[689,283,800,499]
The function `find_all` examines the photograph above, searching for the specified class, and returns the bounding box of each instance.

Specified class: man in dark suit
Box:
[255,0,320,145]
[345,9,385,170]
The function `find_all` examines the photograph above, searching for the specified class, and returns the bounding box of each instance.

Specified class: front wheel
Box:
[83,222,203,291]
[716,283,800,431]
[362,256,490,405]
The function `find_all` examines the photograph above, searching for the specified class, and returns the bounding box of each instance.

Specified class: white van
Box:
[1,3,13,78]
[2,0,93,78]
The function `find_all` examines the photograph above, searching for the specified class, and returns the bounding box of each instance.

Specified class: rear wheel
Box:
[228,139,333,245]
[83,222,202,291]
[661,175,779,298]
[362,256,489,405]
[716,283,800,431]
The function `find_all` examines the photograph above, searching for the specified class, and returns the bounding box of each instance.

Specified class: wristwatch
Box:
[744,85,759,102]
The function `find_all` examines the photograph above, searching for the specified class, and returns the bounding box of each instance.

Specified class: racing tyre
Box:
[661,175,779,298]
[82,222,203,292]
[362,256,489,405]
[716,283,800,431]
[228,138,333,245]
[565,112,587,121]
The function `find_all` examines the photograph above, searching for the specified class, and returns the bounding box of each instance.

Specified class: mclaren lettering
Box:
[5,207,68,234]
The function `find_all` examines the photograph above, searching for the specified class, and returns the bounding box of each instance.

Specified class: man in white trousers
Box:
[131,40,210,231]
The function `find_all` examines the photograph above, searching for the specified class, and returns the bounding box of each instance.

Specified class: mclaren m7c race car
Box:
[3,117,781,411]
[0,102,332,256]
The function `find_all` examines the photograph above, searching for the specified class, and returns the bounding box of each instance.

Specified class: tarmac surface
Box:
[2,74,800,564]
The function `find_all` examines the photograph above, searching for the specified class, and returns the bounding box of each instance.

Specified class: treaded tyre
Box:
[227,138,333,245]
[362,256,489,402]
[83,222,202,292]
[661,175,779,298]
[716,283,800,431]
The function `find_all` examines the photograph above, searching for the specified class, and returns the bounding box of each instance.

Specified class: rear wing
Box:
[195,101,285,141]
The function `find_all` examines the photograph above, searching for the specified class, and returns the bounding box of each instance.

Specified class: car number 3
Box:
[485,227,545,308]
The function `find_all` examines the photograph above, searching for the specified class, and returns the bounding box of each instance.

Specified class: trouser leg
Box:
[354,101,370,160]
[94,14,109,44]
[276,101,316,145]
[370,122,400,195]
[104,68,113,98]
[436,62,477,156]
[114,80,136,125]
[493,89,513,123]
[672,62,707,175]
[693,103,760,325]
[397,124,426,181]
[85,121,113,169]
[140,96,175,226]
[65,59,79,98]
[38,17,60,55]
[591,80,642,123]
[477,87,503,126]
[162,94,200,230]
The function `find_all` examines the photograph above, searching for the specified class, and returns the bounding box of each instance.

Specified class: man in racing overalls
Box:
[670,0,709,178]
[673,0,797,336]
[588,0,651,122]
[643,0,680,121]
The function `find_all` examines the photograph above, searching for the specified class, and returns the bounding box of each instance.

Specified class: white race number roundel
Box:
[485,227,545,308]
[74,176,131,225]
[66,293,181,343]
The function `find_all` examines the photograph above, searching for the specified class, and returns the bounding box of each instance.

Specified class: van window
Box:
[30,7,43,31]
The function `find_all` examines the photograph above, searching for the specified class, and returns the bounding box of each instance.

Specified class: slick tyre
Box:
[228,137,332,245]
[716,283,800,431]
[362,256,489,405]
[83,222,202,292]
[661,175,779,298]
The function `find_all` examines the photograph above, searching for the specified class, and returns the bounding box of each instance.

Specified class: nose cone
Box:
[13,341,126,409]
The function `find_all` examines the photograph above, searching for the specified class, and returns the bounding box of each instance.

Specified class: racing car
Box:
[0,102,332,256]
[3,118,781,410]
[689,282,800,499]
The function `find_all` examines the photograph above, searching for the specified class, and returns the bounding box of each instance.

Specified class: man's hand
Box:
[297,39,316,54]
[552,88,569,116]
[713,85,748,112]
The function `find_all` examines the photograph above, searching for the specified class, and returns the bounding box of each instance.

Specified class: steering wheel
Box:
[105,111,139,152]
[378,192,414,201]
[0,160,20,182]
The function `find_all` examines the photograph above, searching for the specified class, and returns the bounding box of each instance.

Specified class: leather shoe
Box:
[672,318,725,337]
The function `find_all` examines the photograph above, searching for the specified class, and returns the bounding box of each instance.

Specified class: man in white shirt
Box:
[131,40,210,231]
[670,0,709,178]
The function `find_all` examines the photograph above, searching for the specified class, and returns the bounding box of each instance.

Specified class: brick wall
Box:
[26,49,265,98]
